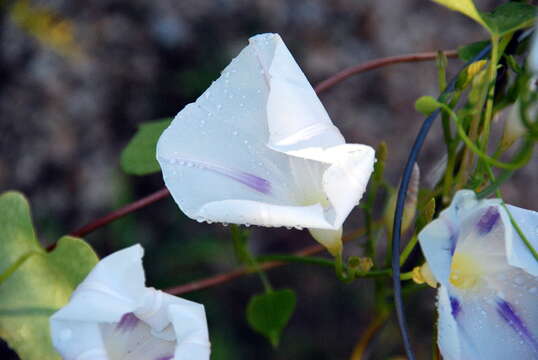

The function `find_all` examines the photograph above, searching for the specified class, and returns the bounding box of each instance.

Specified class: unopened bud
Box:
[348,256,374,273]
[412,262,437,288]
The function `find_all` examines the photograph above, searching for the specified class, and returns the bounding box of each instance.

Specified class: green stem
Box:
[399,235,419,266]
[440,104,533,170]
[503,204,538,263]
[480,36,499,152]
[256,254,335,268]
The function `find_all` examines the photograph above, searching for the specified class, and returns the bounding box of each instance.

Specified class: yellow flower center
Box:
[449,252,483,290]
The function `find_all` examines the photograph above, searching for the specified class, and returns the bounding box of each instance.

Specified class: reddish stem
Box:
[165,225,367,295]
[70,188,170,238]
[314,50,457,94]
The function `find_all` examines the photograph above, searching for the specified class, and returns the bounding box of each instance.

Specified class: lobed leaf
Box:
[0,191,99,360]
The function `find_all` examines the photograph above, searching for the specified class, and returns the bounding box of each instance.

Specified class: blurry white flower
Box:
[50,244,210,360]
[157,33,375,256]
[419,190,538,360]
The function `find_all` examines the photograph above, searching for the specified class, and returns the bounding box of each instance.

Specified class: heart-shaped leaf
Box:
[246,289,296,347]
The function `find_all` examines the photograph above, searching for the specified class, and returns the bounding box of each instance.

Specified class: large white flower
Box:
[50,244,210,360]
[156,33,375,256]
[419,190,538,360]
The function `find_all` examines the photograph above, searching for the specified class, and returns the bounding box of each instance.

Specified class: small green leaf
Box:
[415,96,442,115]
[458,40,490,62]
[0,191,99,360]
[481,3,537,37]
[120,119,172,175]
[246,289,296,347]
[430,0,486,27]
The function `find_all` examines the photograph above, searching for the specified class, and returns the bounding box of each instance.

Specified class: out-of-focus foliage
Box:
[0,192,98,360]
[430,0,486,27]
[5,0,81,58]
[480,2,537,36]
[120,119,172,175]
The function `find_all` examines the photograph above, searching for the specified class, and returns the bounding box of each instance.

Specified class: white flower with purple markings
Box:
[50,244,210,360]
[419,190,538,360]
[156,33,375,256]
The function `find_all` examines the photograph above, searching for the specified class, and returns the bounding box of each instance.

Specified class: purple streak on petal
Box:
[476,206,500,235]
[155,357,174,360]
[116,312,139,333]
[496,298,538,353]
[450,296,461,318]
[216,168,271,195]
[165,158,271,195]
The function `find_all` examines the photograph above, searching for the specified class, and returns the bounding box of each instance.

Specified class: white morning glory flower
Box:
[50,244,210,360]
[418,190,538,360]
[156,33,375,256]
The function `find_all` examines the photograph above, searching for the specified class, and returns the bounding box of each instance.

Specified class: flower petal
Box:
[51,244,145,324]
[50,245,211,360]
[257,34,345,155]
[437,286,463,360]
[505,205,538,276]
[442,268,538,359]
[157,33,375,237]
[419,190,506,286]
[169,304,211,360]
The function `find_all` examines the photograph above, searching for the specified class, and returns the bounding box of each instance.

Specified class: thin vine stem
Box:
[315,50,457,93]
[439,103,534,170]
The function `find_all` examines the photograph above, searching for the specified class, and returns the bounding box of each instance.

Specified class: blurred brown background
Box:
[1,0,535,359]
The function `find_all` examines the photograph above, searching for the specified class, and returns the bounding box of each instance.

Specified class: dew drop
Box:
[233,130,238,136]
[217,104,222,110]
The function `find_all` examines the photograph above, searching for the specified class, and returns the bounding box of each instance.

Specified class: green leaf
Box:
[481,3,537,37]
[0,191,99,360]
[120,119,172,175]
[430,0,486,27]
[246,289,296,347]
[458,40,490,62]
[415,96,442,115]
